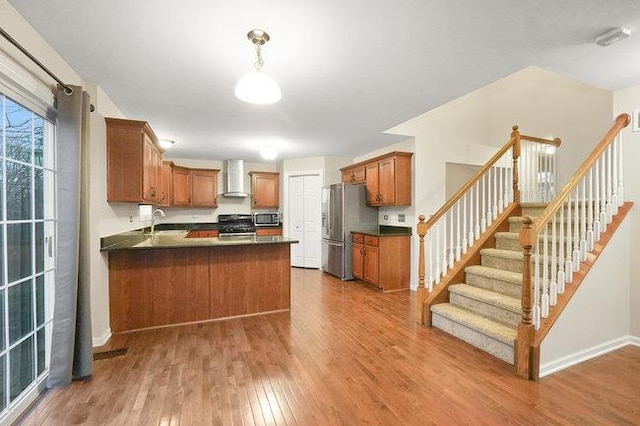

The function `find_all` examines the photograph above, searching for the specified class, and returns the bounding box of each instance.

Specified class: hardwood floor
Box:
[19,268,640,425]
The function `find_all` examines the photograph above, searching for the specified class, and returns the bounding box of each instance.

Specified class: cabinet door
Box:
[378,157,396,205]
[172,167,191,206]
[363,245,379,286]
[352,242,364,280]
[256,228,283,236]
[191,170,218,207]
[158,161,173,206]
[142,134,159,202]
[365,163,380,206]
[341,166,366,184]
[252,172,279,208]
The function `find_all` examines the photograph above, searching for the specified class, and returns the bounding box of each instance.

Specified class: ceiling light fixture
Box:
[235,29,282,104]
[260,146,278,161]
[158,139,175,150]
[595,27,631,47]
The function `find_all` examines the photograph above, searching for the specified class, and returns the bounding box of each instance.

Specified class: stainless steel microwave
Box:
[253,212,279,227]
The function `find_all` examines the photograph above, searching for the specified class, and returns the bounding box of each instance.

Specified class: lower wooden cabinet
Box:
[352,232,410,291]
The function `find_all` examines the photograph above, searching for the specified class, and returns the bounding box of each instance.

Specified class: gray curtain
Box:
[47,85,93,387]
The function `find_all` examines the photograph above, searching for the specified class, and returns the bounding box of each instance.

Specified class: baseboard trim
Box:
[92,328,112,348]
[540,335,638,378]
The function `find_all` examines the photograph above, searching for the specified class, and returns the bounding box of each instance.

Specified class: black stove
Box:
[217,214,256,237]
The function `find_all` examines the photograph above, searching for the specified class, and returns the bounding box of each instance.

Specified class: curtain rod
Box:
[0,25,74,95]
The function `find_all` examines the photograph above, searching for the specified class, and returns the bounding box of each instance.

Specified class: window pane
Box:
[5,98,32,164]
[9,336,34,402]
[35,222,44,274]
[37,328,45,376]
[7,223,32,283]
[33,116,43,167]
[8,280,33,345]
[6,161,33,221]
[36,275,44,327]
[44,170,55,220]
[35,168,43,219]
[0,289,4,352]
[0,161,4,220]
[0,354,5,411]
[0,227,4,286]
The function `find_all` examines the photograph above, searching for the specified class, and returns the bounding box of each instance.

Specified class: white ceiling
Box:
[8,0,640,162]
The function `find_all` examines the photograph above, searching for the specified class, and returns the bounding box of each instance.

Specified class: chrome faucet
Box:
[150,208,165,235]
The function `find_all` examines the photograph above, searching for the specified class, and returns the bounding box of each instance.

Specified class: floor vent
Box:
[93,348,128,361]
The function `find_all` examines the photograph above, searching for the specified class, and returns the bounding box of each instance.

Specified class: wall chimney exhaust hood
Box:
[223,159,249,197]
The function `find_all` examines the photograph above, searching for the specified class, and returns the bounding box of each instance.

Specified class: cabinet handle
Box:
[150,187,156,197]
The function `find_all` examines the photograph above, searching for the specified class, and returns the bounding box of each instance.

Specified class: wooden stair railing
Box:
[516,113,631,380]
[416,127,561,324]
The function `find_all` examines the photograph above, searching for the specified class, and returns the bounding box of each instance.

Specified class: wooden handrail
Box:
[521,134,562,146]
[422,127,560,230]
[531,113,630,235]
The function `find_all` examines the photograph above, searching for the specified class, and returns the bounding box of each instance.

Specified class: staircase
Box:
[416,114,632,379]
[430,203,547,364]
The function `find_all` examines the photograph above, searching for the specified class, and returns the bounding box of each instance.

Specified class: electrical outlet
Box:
[398,214,406,223]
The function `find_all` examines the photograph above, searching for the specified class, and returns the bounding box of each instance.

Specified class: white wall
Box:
[614,84,640,336]
[540,218,631,376]
[387,66,613,225]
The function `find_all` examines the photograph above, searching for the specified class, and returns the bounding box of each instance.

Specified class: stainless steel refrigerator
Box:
[321,183,378,280]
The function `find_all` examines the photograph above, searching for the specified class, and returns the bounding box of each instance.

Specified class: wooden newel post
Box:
[516,216,534,379]
[511,125,521,204]
[417,215,428,324]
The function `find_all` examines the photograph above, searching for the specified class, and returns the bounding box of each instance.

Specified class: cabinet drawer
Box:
[364,235,379,247]
[352,233,364,244]
[256,228,283,236]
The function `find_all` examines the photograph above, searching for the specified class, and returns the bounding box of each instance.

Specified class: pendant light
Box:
[235,30,282,104]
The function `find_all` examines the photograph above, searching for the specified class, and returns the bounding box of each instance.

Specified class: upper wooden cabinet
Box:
[250,171,280,209]
[157,161,173,207]
[341,151,413,207]
[341,164,366,184]
[172,167,219,208]
[106,117,163,203]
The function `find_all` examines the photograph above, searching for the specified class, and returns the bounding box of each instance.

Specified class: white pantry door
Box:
[288,173,322,268]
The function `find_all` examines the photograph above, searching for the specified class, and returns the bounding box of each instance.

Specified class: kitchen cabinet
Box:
[157,161,173,207]
[340,151,412,207]
[256,228,283,236]
[171,167,219,208]
[351,232,410,291]
[250,171,280,209]
[341,165,366,184]
[106,117,164,203]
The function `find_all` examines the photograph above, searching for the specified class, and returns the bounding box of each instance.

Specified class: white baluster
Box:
[594,157,602,241]
[580,178,587,262]
[462,193,468,255]
[550,211,558,306]
[573,187,580,272]
[481,174,487,233]
[427,230,434,291]
[475,181,481,240]
[600,154,608,233]
[435,221,441,284]
[565,193,573,283]
[449,210,455,269]
[469,187,475,247]
[533,242,541,330]
[498,159,504,213]
[606,144,613,224]
[587,167,594,252]
[455,201,461,261]
[487,170,493,227]
[557,205,565,294]
[541,227,549,318]
[492,166,498,220]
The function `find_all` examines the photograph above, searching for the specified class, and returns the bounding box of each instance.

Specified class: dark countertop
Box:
[351,225,412,237]
[101,229,297,252]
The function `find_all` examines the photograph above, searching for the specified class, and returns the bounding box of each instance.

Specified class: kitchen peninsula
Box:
[101,230,297,333]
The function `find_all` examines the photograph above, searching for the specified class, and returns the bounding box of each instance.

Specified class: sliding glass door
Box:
[0,93,56,416]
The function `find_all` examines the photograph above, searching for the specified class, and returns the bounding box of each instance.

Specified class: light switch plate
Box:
[633,110,640,132]
[139,204,152,221]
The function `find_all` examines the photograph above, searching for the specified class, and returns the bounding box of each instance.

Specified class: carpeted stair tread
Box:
[464,265,522,284]
[431,304,516,345]
[449,283,521,313]
[480,248,524,260]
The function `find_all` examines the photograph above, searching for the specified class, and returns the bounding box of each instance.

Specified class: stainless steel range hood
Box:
[223,159,249,197]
